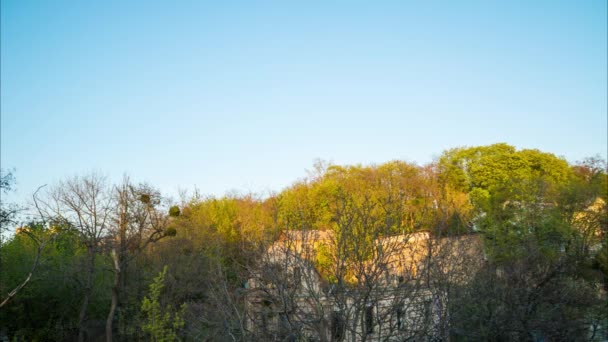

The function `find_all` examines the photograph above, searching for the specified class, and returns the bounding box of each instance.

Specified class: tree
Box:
[448,155,607,341]
[0,183,57,309]
[38,174,114,342]
[0,222,50,308]
[2,146,604,340]
[1,170,26,307]
[105,178,176,342]
[160,194,273,340]
[438,143,571,213]
[0,222,84,340]
[0,169,20,235]
[246,161,475,341]
[141,266,186,342]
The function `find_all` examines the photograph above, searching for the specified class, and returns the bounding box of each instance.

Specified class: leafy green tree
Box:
[449,154,607,341]
[141,266,186,342]
[438,143,571,213]
[0,183,58,309]
[0,222,93,340]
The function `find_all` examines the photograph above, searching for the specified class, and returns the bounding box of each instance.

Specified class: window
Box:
[423,299,433,326]
[365,305,374,334]
[331,311,345,341]
[261,300,273,334]
[279,313,291,337]
[293,267,301,285]
[396,307,404,330]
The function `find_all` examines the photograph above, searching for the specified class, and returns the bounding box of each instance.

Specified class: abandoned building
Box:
[245,229,483,341]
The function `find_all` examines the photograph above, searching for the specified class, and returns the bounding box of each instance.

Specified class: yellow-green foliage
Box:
[177,195,274,245]
[277,160,471,237]
[141,266,186,342]
[314,242,335,283]
[439,143,572,209]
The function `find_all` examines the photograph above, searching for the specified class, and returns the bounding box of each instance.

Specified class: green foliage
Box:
[141,266,186,342]
[450,151,607,339]
[439,143,571,211]
[0,222,95,340]
[169,206,181,217]
[278,160,468,238]
[314,242,335,283]
[164,226,177,237]
[2,145,605,340]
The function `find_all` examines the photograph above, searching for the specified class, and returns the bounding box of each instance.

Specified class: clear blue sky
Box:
[1,0,606,203]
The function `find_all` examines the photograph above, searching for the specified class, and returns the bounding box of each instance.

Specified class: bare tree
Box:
[0,169,20,234]
[245,190,456,342]
[105,178,175,342]
[37,174,114,342]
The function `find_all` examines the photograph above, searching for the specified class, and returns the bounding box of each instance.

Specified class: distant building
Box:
[245,230,483,341]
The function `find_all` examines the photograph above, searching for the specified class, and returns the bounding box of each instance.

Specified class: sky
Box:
[1,0,607,204]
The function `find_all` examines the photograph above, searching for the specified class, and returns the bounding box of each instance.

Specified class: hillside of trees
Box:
[1,143,606,341]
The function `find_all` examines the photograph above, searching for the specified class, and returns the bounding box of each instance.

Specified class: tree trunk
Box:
[78,251,96,342]
[106,249,121,342]
[118,260,127,338]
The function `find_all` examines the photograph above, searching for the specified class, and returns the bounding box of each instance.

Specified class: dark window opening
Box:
[331,311,345,341]
[424,300,432,325]
[279,312,291,337]
[261,301,273,335]
[365,305,374,334]
[261,312,268,332]
[396,307,404,330]
[293,267,301,284]
[260,310,270,333]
